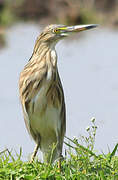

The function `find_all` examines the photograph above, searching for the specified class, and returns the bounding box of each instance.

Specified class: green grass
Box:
[0,119,118,180]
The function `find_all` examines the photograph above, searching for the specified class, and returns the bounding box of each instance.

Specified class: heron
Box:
[19,24,97,167]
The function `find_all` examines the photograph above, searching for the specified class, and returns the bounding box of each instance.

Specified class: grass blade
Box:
[65,136,100,159]
[109,143,118,162]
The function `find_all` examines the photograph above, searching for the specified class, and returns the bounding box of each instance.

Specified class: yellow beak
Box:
[66,24,98,32]
[58,24,98,36]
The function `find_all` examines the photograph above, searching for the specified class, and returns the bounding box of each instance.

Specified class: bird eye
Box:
[54,28,59,33]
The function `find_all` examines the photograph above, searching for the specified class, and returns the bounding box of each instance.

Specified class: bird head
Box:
[41,24,98,45]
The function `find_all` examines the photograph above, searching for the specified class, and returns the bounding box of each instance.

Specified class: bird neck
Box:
[33,41,57,68]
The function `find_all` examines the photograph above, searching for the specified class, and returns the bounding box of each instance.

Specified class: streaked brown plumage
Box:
[19,24,97,164]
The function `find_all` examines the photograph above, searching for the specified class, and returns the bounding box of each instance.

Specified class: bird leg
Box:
[30,143,39,163]
[58,158,61,171]
[58,154,63,172]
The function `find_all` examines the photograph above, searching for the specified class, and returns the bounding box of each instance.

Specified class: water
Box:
[0,23,118,159]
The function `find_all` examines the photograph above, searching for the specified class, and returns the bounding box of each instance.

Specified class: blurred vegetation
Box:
[0,119,118,179]
[0,0,118,47]
[0,0,118,26]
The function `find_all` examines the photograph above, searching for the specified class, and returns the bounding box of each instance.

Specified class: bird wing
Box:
[57,71,66,140]
[19,55,47,142]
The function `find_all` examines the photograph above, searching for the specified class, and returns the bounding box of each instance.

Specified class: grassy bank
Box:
[0,0,118,27]
[0,119,118,179]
